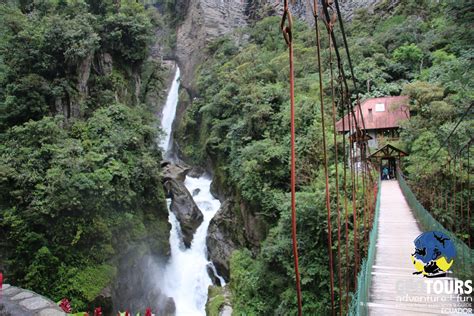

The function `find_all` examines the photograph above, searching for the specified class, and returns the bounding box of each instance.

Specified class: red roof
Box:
[336,96,410,132]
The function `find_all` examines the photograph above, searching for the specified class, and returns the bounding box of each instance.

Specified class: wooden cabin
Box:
[335,96,410,148]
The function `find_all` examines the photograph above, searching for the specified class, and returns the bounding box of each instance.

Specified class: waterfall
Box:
[159,67,181,153]
[159,65,224,316]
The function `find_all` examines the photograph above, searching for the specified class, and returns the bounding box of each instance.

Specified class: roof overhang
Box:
[369,144,409,160]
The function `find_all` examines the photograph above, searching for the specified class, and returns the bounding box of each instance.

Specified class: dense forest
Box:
[0,0,171,311]
[0,0,472,315]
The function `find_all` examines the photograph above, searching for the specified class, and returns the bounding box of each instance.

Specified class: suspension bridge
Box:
[366,180,469,315]
[279,0,473,315]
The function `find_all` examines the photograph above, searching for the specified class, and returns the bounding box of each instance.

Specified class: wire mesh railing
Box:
[397,169,473,281]
[349,177,381,315]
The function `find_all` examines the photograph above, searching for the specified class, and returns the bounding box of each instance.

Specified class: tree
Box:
[103,1,154,63]
[392,43,423,74]
[0,74,52,129]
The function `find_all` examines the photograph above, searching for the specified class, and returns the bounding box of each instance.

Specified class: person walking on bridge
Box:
[382,166,389,180]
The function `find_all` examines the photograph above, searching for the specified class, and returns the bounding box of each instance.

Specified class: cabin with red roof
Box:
[335,96,410,148]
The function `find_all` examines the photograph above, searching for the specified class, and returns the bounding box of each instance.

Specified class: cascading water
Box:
[160,67,181,153]
[159,65,224,315]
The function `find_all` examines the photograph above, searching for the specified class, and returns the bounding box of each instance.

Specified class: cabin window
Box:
[375,103,385,112]
[368,108,373,121]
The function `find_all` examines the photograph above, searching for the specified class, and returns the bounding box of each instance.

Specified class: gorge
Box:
[159,66,225,315]
[0,0,471,315]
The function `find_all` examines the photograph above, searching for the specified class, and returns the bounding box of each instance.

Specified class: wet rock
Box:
[187,166,205,178]
[206,200,239,280]
[161,161,191,183]
[192,188,200,197]
[207,198,267,281]
[164,178,203,247]
[220,305,233,316]
[2,286,21,296]
[206,263,222,287]
[205,285,232,316]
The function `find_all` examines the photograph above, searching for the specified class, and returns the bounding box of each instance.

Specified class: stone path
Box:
[368,180,469,315]
[0,284,65,316]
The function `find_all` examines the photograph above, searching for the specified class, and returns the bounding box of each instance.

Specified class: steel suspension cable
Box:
[353,123,361,272]
[432,139,473,233]
[332,2,374,255]
[280,3,303,314]
[311,0,335,313]
[420,103,473,171]
[319,1,362,133]
[322,2,367,277]
[348,98,359,284]
[339,68,351,312]
[327,20,343,315]
[333,0,370,137]
[361,143,368,253]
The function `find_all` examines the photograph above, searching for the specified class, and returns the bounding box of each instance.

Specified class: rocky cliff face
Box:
[207,198,267,280]
[175,0,248,90]
[174,0,393,89]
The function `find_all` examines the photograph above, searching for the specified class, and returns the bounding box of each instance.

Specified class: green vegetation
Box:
[178,16,368,314]
[0,0,170,311]
[205,286,226,316]
[0,0,472,314]
[339,0,473,241]
[179,0,472,314]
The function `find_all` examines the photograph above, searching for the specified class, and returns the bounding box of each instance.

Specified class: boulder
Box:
[161,161,191,182]
[187,166,205,178]
[164,178,203,247]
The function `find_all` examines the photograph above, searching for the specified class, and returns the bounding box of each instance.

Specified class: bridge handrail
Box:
[349,177,382,315]
[397,169,473,280]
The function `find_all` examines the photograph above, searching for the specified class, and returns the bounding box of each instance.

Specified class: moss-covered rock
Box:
[206,285,232,316]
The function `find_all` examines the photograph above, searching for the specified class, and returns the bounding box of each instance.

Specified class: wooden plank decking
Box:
[368,180,468,315]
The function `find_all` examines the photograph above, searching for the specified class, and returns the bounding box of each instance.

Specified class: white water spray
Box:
[159,67,181,152]
[164,177,222,315]
[159,65,224,316]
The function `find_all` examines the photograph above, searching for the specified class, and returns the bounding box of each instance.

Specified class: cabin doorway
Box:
[381,157,396,180]
[369,144,409,181]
